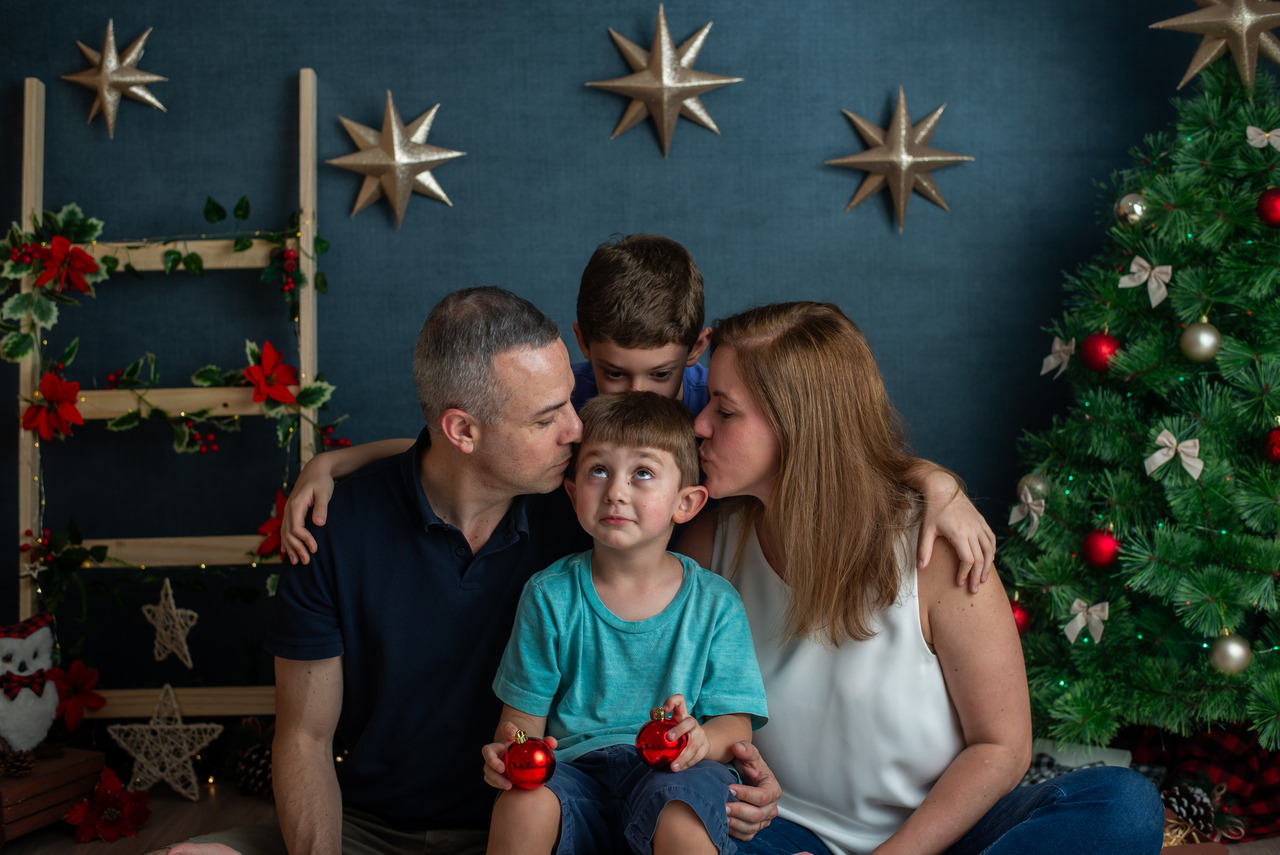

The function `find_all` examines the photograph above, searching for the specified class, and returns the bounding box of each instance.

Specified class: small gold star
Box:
[326,91,465,228]
[61,19,167,139]
[587,4,742,157]
[141,577,198,669]
[1151,0,1280,89]
[826,87,973,233]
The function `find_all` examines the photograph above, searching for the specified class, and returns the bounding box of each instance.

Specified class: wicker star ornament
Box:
[61,19,167,139]
[1151,0,1280,89]
[587,4,742,157]
[106,685,223,800]
[141,577,198,669]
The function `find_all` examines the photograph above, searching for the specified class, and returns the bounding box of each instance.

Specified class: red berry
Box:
[24,529,32,537]
[284,248,298,261]
[55,362,64,370]
[210,444,219,452]
[200,446,209,454]
[42,529,50,538]
[323,437,333,447]
[340,438,352,447]
[19,543,31,552]
[283,260,297,273]
[323,425,335,435]
[19,253,31,264]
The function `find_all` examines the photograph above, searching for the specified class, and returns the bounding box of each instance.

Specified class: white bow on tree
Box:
[1040,337,1075,379]
[1247,125,1280,150]
[1118,256,1172,308]
[1144,429,1203,480]
[1064,599,1109,644]
[1008,486,1045,538]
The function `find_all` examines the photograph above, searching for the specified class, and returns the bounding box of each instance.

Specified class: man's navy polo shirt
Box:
[267,428,585,831]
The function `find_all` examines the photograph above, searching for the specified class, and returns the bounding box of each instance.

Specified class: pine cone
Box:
[0,750,36,778]
[1162,782,1215,837]
[235,743,273,800]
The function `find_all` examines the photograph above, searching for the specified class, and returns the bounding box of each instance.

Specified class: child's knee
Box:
[493,785,561,823]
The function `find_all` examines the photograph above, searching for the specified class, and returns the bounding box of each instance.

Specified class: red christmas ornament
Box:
[636,707,687,770]
[1257,188,1280,228]
[1080,332,1120,373]
[1264,427,1280,464]
[1082,528,1121,568]
[505,731,555,789]
[1009,596,1031,636]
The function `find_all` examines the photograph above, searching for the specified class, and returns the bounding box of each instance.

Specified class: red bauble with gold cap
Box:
[1080,332,1120,373]
[1257,188,1280,228]
[1265,427,1280,464]
[1009,595,1032,636]
[636,708,687,769]
[1082,528,1121,568]
[505,731,555,789]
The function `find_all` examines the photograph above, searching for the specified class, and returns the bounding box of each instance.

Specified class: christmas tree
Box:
[1002,60,1280,751]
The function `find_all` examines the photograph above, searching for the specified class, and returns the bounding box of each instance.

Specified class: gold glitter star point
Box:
[587,4,743,157]
[1151,0,1280,89]
[826,87,974,233]
[106,685,223,801]
[60,19,167,139]
[326,91,465,229]
[141,577,198,669]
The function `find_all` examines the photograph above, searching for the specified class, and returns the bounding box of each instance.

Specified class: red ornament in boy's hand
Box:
[636,707,687,769]
[505,731,555,789]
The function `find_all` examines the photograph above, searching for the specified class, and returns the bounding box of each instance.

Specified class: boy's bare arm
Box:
[698,712,753,764]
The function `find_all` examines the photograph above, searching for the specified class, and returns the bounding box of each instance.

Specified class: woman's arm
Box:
[280,438,414,564]
[905,461,997,592]
[872,540,1032,855]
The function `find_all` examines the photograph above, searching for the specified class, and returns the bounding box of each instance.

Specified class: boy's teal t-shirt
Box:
[492,550,768,763]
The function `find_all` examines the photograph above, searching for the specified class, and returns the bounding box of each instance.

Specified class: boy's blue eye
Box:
[604,371,625,381]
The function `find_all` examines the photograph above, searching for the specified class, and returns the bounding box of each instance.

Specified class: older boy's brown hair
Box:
[576,234,704,350]
[571,392,701,488]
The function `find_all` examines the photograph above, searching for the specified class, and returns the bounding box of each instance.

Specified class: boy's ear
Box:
[673,484,709,524]
[563,474,577,509]
[439,408,481,453]
[572,322,592,360]
[686,327,712,366]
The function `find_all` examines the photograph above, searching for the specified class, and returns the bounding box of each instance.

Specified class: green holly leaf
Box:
[124,263,143,280]
[233,236,253,252]
[121,356,143,381]
[224,368,244,386]
[107,410,142,431]
[3,291,35,320]
[100,254,119,273]
[182,253,204,277]
[260,259,282,284]
[275,413,299,446]
[1,331,34,361]
[58,338,79,368]
[314,235,330,256]
[244,339,261,366]
[162,249,182,274]
[204,197,227,224]
[233,196,251,221]
[171,421,193,452]
[293,381,335,409]
[88,545,108,563]
[315,271,328,294]
[288,211,300,231]
[265,573,280,596]
[29,293,58,328]
[191,364,226,387]
[261,397,290,418]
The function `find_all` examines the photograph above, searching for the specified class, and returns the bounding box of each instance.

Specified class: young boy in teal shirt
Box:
[482,392,767,855]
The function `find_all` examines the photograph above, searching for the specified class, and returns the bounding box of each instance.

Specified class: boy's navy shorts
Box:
[544,744,738,854]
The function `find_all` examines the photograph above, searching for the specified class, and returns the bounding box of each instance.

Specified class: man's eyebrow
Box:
[530,399,569,419]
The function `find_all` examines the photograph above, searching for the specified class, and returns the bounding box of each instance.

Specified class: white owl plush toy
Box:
[0,612,58,753]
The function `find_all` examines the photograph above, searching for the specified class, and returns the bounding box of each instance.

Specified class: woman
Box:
[674,302,1163,855]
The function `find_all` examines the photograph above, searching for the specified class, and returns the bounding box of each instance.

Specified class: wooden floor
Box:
[3,785,1280,854]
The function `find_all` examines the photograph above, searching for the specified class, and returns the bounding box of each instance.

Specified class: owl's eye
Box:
[1,653,11,663]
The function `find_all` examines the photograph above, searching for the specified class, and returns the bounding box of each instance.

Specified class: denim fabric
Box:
[736,817,834,855]
[546,744,739,854]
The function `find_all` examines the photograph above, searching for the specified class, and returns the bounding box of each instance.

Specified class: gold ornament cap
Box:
[649,707,673,722]
[514,730,528,744]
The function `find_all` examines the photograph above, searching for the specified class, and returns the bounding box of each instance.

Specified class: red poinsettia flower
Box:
[256,489,288,556]
[64,767,150,843]
[32,235,99,294]
[244,341,297,404]
[47,659,107,731]
[20,372,84,440]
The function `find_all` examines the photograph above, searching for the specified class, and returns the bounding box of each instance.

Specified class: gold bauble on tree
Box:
[1114,193,1149,224]
[1208,630,1252,674]
[1017,472,1050,500]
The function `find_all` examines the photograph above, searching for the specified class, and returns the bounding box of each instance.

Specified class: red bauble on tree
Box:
[505,731,555,789]
[1264,427,1280,464]
[1079,332,1120,372]
[1082,528,1121,568]
[1009,595,1031,636]
[1257,187,1280,228]
[636,708,687,770]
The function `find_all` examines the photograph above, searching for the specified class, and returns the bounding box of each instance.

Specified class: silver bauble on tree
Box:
[1208,631,1252,675]
[1017,472,1049,500]
[1180,317,1222,362]
[1115,193,1148,225]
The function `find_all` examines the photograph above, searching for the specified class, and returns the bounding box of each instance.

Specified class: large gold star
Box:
[587,4,743,157]
[826,87,974,233]
[326,91,465,228]
[106,685,223,801]
[141,577,198,669]
[61,19,167,139]
[1151,0,1280,88]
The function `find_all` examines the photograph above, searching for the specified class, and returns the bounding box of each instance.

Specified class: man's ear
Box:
[572,323,592,360]
[439,408,480,453]
[673,484,709,524]
[686,327,712,366]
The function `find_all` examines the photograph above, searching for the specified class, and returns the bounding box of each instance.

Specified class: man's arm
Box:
[273,655,344,855]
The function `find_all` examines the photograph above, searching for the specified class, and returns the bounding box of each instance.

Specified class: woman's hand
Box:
[662,694,710,772]
[915,468,996,593]
[725,741,781,841]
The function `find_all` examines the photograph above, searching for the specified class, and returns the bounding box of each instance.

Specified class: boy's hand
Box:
[916,468,996,593]
[662,694,709,772]
[279,457,337,565]
[482,721,557,790]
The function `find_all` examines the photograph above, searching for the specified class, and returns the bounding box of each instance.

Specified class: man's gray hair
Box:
[413,287,561,428]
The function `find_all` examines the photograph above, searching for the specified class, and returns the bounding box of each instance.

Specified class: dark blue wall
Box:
[1,1,1196,599]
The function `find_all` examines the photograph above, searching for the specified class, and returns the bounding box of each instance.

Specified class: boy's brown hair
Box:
[576,234,704,350]
[571,392,701,488]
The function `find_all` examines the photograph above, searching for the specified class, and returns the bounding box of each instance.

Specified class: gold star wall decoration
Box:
[141,577,198,669]
[826,87,974,233]
[61,19,167,139]
[587,4,742,157]
[1151,0,1280,89]
[106,684,223,801]
[327,91,465,228]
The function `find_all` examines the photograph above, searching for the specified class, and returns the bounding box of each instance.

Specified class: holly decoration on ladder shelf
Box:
[1000,61,1280,753]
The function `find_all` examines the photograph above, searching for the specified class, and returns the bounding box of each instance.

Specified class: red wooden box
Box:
[0,748,104,847]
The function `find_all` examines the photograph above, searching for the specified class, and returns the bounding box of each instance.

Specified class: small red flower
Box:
[244,341,297,404]
[21,371,84,440]
[32,235,99,294]
[64,767,150,843]
[47,659,107,731]
[256,489,289,556]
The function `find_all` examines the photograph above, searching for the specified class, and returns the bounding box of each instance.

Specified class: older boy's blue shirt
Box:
[492,550,768,763]
[571,360,709,416]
